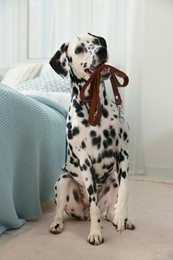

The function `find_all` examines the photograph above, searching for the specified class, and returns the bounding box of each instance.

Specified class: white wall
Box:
[141,0,173,176]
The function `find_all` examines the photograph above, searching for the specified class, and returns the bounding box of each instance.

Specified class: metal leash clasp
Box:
[118,105,124,123]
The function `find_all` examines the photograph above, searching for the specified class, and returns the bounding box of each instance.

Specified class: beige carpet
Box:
[0,180,173,260]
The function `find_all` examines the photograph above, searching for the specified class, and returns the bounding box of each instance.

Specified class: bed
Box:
[0,63,71,235]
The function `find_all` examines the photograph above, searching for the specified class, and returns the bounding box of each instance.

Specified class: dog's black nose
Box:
[95,47,107,60]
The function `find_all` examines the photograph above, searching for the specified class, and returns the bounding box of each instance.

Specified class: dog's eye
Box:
[75,46,84,54]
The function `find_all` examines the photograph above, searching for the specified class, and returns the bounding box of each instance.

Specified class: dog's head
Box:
[49,33,109,82]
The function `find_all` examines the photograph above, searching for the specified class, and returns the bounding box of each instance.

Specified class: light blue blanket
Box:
[0,84,67,235]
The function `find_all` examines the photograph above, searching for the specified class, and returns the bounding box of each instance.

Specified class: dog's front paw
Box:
[87,231,104,246]
[113,215,135,232]
[49,219,63,234]
[113,218,127,233]
[113,216,127,233]
[126,219,136,230]
[113,206,128,232]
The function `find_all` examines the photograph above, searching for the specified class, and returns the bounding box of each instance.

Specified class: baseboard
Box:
[130,166,173,184]
[129,169,145,175]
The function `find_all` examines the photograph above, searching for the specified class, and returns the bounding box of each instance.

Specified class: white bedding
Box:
[1,62,72,111]
[1,63,43,87]
[21,90,71,111]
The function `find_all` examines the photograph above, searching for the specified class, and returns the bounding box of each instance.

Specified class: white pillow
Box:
[20,90,71,111]
[1,63,43,88]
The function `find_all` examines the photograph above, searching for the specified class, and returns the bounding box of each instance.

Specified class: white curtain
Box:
[0,0,146,174]
[0,0,13,68]
[124,0,146,174]
[28,0,127,65]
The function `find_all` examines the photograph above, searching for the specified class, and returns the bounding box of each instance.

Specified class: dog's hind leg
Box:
[50,172,87,234]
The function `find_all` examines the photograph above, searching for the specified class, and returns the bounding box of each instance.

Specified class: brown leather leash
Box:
[80,64,129,126]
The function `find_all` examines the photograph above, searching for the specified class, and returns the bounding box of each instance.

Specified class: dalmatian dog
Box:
[49,33,135,245]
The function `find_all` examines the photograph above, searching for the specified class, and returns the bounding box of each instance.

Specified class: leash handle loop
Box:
[80,64,129,126]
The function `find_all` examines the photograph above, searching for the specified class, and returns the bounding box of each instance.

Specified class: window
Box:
[23,0,126,64]
[0,0,127,66]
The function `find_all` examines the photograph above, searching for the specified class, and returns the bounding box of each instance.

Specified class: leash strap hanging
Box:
[80,64,129,126]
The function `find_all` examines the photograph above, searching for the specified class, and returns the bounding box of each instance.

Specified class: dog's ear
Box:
[49,43,70,79]
[88,33,107,49]
[97,36,107,49]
